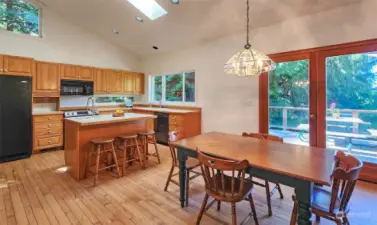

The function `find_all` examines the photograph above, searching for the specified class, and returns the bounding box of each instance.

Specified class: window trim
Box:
[149,70,196,106]
[0,0,43,38]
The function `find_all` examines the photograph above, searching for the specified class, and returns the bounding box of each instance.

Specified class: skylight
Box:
[128,0,167,20]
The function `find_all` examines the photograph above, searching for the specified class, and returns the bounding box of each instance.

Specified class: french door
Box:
[260,39,377,183]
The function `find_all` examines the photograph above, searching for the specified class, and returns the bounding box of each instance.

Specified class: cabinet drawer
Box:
[34,115,63,123]
[35,127,63,137]
[34,121,63,130]
[169,115,185,125]
[169,125,184,132]
[36,135,63,148]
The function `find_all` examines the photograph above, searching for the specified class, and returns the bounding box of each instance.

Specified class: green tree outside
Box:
[0,0,40,37]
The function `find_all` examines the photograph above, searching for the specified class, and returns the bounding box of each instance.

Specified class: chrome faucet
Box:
[86,97,96,117]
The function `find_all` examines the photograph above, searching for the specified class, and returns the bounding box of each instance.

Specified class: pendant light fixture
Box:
[224,0,276,76]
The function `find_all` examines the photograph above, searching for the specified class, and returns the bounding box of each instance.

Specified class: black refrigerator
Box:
[0,75,32,162]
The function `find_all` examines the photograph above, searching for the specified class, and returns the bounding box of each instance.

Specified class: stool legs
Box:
[134,137,144,169]
[94,144,101,186]
[151,135,161,164]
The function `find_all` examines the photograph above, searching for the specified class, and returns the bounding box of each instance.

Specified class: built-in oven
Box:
[60,80,94,96]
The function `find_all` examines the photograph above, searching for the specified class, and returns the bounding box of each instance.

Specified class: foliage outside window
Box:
[151,71,196,104]
[0,0,40,37]
[95,96,134,104]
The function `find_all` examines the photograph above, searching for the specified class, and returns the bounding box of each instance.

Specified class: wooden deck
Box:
[0,145,377,225]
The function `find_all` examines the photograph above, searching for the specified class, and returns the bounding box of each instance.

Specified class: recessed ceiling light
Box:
[171,0,180,4]
[112,29,119,34]
[128,0,167,20]
[136,16,143,22]
[153,46,159,50]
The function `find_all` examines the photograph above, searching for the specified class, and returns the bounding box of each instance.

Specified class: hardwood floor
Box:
[0,145,376,225]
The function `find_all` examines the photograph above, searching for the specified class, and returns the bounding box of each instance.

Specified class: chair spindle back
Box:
[197,150,249,201]
[329,151,363,213]
[242,132,283,143]
[168,131,179,166]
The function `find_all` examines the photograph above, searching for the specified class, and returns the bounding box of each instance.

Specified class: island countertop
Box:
[65,113,157,126]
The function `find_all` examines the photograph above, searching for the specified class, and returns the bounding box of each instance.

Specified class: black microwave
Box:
[60,80,94,96]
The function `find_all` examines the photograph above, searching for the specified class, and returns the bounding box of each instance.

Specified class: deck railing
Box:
[269,106,377,133]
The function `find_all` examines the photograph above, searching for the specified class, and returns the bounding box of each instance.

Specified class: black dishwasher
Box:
[154,112,169,145]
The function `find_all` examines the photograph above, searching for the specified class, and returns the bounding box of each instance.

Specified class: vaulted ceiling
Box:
[39,0,364,57]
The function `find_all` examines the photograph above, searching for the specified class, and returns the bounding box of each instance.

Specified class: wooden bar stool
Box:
[85,137,121,186]
[137,130,161,166]
[116,133,144,175]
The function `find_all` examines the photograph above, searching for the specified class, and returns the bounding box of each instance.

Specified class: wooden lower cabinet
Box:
[33,114,64,153]
[168,113,201,140]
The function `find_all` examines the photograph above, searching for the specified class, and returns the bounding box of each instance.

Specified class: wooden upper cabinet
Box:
[123,72,135,94]
[1,55,34,76]
[60,64,77,79]
[34,61,60,94]
[104,70,122,93]
[94,68,107,93]
[76,66,93,80]
[134,73,144,95]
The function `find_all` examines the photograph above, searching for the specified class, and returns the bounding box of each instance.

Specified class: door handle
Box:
[310,114,316,119]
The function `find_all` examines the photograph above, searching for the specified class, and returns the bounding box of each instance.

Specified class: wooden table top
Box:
[172,132,335,186]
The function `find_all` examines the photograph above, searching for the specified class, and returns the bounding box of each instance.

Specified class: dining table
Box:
[171,132,335,225]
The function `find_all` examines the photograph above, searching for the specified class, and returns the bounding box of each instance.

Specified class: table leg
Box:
[295,181,313,225]
[177,148,188,208]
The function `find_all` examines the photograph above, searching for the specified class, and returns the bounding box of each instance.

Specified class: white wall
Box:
[142,0,377,134]
[0,5,140,71]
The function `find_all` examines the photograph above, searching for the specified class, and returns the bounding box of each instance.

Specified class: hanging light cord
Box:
[244,0,251,49]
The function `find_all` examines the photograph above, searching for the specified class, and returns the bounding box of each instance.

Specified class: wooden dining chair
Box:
[196,150,259,225]
[164,131,201,207]
[242,132,284,216]
[290,151,363,225]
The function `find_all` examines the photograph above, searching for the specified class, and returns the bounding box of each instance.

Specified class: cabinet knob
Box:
[4,69,7,72]
[48,141,52,144]
[0,69,3,72]
[48,131,52,134]
[48,117,52,120]
[48,124,51,127]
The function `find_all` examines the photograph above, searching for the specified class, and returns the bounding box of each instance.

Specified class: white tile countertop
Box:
[65,113,156,126]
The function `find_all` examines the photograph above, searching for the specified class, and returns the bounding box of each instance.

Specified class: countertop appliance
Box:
[154,112,169,145]
[0,75,32,162]
[125,98,133,108]
[64,110,99,118]
[60,80,93,96]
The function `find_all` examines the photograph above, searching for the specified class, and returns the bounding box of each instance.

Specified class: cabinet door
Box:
[3,55,34,76]
[77,66,93,80]
[60,64,78,79]
[123,72,135,94]
[94,68,107,93]
[0,55,3,74]
[34,61,60,92]
[134,73,144,94]
[113,70,123,93]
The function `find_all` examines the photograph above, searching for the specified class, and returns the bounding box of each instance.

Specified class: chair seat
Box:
[138,130,155,136]
[186,157,200,170]
[208,174,253,201]
[91,137,114,144]
[118,134,138,139]
[312,186,347,213]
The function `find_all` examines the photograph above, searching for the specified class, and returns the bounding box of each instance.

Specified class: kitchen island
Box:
[64,113,157,180]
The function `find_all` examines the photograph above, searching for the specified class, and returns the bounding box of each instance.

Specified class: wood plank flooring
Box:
[0,145,377,225]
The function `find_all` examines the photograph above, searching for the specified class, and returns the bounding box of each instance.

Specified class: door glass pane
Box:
[166,74,183,102]
[326,52,377,163]
[269,59,310,145]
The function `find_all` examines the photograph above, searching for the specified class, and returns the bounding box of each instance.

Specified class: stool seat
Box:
[118,134,138,139]
[91,137,114,144]
[138,130,155,136]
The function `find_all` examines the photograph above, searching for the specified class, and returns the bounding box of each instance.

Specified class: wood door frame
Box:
[259,52,318,146]
[259,38,377,183]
